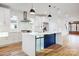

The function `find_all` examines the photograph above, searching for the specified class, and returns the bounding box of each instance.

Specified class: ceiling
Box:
[2,3,79,16]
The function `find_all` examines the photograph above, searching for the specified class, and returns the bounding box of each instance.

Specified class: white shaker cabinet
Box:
[0,7,10,47]
[22,33,36,56]
[0,7,10,32]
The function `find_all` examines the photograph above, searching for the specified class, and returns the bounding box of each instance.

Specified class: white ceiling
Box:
[2,3,79,16]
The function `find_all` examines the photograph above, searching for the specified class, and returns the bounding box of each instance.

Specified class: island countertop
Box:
[22,31,61,36]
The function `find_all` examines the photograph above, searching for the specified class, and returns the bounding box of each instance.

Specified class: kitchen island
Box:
[22,32,61,56]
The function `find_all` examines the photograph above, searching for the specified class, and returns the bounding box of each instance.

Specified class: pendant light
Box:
[30,4,35,14]
[48,14,52,17]
[48,5,52,17]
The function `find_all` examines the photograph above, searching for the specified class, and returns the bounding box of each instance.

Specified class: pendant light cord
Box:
[32,3,33,9]
[49,5,51,15]
[48,4,52,17]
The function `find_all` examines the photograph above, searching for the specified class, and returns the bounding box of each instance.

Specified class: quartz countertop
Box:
[22,31,61,36]
[0,32,8,37]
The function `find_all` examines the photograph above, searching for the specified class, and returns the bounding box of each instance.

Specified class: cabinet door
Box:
[36,37,44,52]
[44,34,56,48]
[4,9,10,32]
[0,7,10,32]
[0,7,4,24]
[36,39,41,51]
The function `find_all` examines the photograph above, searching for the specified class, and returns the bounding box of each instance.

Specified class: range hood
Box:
[21,11,31,22]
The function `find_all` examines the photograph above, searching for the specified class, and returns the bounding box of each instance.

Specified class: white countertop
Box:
[0,32,8,37]
[22,31,61,36]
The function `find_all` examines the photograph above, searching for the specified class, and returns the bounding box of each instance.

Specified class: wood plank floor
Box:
[0,42,27,56]
[36,44,79,56]
[0,42,79,56]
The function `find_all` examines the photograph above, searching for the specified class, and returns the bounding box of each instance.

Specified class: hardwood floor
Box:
[0,38,79,56]
[36,44,63,56]
[0,42,27,56]
[36,44,79,56]
[69,31,79,35]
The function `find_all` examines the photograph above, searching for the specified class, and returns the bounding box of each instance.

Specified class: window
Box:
[69,21,79,32]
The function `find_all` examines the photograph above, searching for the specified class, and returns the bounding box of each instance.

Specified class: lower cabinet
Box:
[0,32,21,47]
[36,34,56,52]
[44,34,56,48]
[36,37,44,52]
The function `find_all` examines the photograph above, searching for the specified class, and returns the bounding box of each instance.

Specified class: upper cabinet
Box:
[0,7,10,32]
